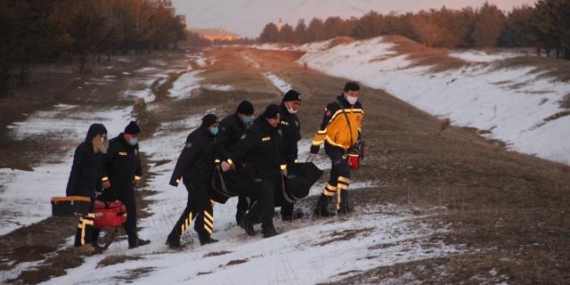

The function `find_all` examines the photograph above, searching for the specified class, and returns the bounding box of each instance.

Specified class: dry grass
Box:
[327,36,355,48]
[226,259,248,266]
[204,250,232,257]
[315,228,374,246]
[560,93,570,109]
[97,255,143,268]
[382,35,468,72]
[493,56,570,83]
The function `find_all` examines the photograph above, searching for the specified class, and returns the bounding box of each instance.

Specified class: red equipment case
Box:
[94,200,127,228]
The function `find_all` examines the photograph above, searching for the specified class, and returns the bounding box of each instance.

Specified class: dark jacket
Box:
[101,133,142,191]
[230,116,286,178]
[279,103,301,163]
[66,124,107,198]
[217,113,249,162]
[170,126,218,188]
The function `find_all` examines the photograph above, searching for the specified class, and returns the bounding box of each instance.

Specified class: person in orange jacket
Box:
[309,82,364,216]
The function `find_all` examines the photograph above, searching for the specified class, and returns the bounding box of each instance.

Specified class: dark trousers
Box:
[96,188,138,247]
[169,181,214,239]
[321,143,352,211]
[280,201,294,219]
[235,195,250,224]
[246,177,276,229]
[325,143,351,185]
[74,198,95,246]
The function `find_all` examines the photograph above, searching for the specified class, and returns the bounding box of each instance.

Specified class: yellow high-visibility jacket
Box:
[312,95,364,151]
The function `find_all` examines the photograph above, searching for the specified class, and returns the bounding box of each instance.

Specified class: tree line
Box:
[0,0,186,96]
[259,0,570,59]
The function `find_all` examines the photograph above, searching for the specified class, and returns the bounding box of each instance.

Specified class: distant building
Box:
[277,18,283,32]
[189,27,240,41]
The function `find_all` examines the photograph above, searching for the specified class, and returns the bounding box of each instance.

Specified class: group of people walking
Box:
[66,121,149,254]
[65,81,364,253]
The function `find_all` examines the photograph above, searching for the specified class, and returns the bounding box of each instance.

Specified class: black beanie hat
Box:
[282,90,301,102]
[236,100,254,115]
[201,114,219,129]
[124,121,141,134]
[261,104,280,119]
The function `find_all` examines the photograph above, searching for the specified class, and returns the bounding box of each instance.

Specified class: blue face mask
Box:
[241,115,251,124]
[210,127,219,136]
[128,138,138,146]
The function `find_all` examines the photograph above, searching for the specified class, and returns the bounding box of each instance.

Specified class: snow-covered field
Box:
[294,37,570,165]
[2,36,568,284]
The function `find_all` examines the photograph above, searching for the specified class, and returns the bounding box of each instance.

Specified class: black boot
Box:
[198,232,219,245]
[236,209,245,228]
[282,210,304,221]
[262,224,278,238]
[129,237,150,249]
[243,218,256,236]
[338,190,352,215]
[313,194,335,217]
[166,233,182,249]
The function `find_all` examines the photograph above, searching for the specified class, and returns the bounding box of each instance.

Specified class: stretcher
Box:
[210,162,323,206]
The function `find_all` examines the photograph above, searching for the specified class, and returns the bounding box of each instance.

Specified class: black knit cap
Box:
[236,100,254,115]
[124,121,141,135]
[201,114,219,129]
[282,90,301,102]
[261,104,280,119]
[344,81,360,92]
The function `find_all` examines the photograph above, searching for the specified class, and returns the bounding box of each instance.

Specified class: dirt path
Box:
[210,47,570,284]
[0,52,191,284]
[1,46,569,284]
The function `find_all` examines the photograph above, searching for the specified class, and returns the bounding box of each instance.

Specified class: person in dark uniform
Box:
[217,100,254,227]
[309,82,364,216]
[221,104,286,238]
[66,123,108,254]
[166,114,220,248]
[97,121,150,249]
[278,90,303,221]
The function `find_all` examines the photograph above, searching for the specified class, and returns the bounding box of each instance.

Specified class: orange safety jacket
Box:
[312,95,364,151]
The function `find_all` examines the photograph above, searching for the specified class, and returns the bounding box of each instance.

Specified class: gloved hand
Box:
[169,178,179,187]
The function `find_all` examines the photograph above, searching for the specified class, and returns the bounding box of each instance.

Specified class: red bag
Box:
[346,141,364,170]
[94,200,127,228]
[347,153,360,169]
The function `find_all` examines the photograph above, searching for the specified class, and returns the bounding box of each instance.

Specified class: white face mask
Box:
[285,101,299,114]
[346,96,358,105]
[286,106,298,114]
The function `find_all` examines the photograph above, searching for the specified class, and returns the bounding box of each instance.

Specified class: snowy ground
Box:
[2,37,567,283]
[293,37,570,165]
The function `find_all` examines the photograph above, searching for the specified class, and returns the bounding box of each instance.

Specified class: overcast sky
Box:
[172,0,537,38]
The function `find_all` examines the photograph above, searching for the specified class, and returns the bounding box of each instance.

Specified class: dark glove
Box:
[310,144,320,155]
[169,177,180,187]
